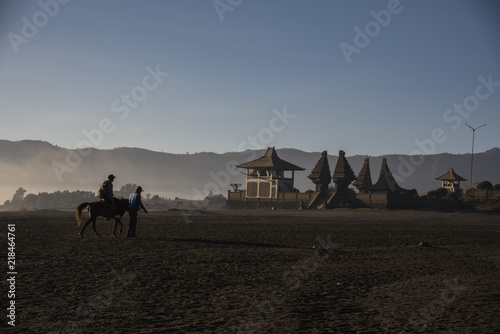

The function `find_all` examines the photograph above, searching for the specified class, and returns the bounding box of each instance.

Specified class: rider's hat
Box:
[108,174,116,180]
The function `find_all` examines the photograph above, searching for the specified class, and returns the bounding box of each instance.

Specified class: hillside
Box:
[1,140,499,203]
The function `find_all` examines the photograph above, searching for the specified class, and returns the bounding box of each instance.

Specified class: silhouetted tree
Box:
[11,187,26,203]
[402,189,418,197]
[7,187,27,209]
[24,194,38,208]
[427,187,448,199]
[1,188,98,210]
[36,192,52,208]
[115,184,138,198]
[204,193,226,205]
[477,181,494,190]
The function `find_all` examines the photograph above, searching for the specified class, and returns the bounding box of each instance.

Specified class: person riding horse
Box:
[99,174,121,219]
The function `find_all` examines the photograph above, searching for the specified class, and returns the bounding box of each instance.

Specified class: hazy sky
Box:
[1,0,499,156]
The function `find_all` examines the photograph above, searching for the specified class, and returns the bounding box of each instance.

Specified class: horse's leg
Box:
[79,217,93,238]
[111,219,123,237]
[91,218,100,237]
[112,219,119,237]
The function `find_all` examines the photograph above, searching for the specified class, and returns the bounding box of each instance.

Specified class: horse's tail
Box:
[76,202,91,227]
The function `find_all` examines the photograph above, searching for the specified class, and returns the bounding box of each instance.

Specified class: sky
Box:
[1,0,499,156]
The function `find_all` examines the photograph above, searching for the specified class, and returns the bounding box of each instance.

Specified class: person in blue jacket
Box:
[126,186,148,238]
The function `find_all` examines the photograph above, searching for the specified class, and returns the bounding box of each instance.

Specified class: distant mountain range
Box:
[1,140,499,203]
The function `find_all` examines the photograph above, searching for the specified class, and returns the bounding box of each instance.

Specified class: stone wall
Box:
[356,193,387,209]
[226,191,314,209]
[356,192,463,210]
[228,191,465,211]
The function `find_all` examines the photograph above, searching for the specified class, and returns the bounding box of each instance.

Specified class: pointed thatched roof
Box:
[370,172,402,192]
[308,151,331,184]
[436,168,467,181]
[353,158,372,190]
[332,150,356,184]
[379,157,391,180]
[366,158,402,192]
[237,147,305,171]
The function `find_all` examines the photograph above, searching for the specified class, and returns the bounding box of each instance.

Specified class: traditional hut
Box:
[435,168,467,193]
[236,147,305,199]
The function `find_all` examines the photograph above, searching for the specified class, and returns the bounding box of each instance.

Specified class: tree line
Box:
[0,184,226,210]
[426,180,500,200]
[1,188,98,210]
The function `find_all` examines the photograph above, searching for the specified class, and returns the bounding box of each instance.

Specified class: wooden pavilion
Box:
[436,168,467,193]
[236,147,305,199]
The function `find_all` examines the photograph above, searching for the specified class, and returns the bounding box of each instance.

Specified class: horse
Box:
[76,198,129,237]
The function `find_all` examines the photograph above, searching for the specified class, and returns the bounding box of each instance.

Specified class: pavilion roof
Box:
[237,147,305,171]
[435,168,467,181]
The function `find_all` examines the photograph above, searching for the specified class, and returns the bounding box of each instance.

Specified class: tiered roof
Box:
[332,150,356,184]
[308,151,331,185]
[353,158,372,190]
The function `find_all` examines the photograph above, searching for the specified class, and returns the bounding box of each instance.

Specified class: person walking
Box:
[126,186,148,238]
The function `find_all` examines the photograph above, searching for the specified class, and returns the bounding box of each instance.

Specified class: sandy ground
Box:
[0,209,499,333]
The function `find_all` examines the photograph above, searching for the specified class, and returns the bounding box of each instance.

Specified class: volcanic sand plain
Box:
[0,209,499,333]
